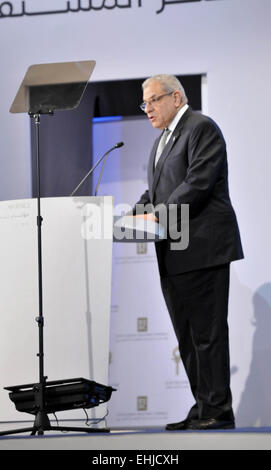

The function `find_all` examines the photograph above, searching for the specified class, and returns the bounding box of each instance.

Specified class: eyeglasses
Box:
[140,92,173,112]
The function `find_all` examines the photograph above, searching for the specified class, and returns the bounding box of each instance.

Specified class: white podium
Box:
[0,196,113,422]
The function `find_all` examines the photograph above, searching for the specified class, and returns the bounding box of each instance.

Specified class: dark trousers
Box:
[160,263,233,420]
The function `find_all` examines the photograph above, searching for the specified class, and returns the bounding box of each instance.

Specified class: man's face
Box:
[143,81,181,130]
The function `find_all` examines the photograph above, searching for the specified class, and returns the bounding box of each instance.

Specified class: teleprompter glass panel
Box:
[10,60,96,114]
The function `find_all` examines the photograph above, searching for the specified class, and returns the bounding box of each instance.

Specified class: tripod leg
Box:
[49,425,110,433]
[0,427,37,437]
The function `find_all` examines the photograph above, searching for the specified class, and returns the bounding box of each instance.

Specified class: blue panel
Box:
[92,116,123,123]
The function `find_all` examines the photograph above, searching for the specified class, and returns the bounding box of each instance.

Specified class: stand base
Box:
[0,425,110,437]
[0,412,110,437]
[2,378,115,437]
[0,424,110,437]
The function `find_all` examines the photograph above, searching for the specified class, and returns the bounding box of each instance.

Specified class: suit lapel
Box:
[150,108,192,198]
[151,134,175,195]
[148,135,160,202]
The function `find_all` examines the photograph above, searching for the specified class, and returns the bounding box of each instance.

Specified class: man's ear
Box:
[173,90,182,108]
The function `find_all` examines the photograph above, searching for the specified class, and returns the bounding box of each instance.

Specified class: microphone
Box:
[94,141,123,196]
[70,142,124,197]
[114,142,124,149]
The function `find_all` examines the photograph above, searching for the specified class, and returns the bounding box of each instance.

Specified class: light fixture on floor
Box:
[0,378,115,436]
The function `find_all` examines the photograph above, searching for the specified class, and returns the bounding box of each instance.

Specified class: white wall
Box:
[0,0,271,426]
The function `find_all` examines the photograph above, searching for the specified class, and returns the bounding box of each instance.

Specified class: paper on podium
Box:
[113,215,165,243]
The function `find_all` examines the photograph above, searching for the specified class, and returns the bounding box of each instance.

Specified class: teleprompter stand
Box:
[0,61,115,437]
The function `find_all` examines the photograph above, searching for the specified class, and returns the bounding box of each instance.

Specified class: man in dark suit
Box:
[133,74,244,430]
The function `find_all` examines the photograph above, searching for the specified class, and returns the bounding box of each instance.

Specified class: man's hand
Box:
[133,213,158,223]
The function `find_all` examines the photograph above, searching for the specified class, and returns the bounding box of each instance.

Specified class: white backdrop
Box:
[0,0,271,427]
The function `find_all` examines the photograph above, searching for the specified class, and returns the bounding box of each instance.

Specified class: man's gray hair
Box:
[142,74,188,104]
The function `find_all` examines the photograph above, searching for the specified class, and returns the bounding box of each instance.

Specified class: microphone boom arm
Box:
[94,153,109,196]
[70,142,123,197]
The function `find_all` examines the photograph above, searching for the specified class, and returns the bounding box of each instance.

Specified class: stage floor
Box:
[0,422,271,450]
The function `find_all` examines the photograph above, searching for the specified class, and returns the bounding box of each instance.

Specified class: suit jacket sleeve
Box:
[132,189,152,215]
[166,119,227,215]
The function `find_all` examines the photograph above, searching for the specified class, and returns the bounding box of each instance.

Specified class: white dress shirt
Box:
[165,103,189,144]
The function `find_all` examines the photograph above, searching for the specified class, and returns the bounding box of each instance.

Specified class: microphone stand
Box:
[94,154,109,197]
[31,112,50,434]
[70,142,123,197]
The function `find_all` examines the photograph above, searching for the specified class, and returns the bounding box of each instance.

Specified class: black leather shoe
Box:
[187,418,235,430]
[165,419,197,431]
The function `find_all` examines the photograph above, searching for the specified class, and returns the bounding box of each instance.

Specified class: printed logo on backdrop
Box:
[137,396,148,411]
[114,395,169,424]
[164,345,190,391]
[136,243,147,255]
[115,314,169,343]
[0,0,227,20]
[137,317,148,332]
